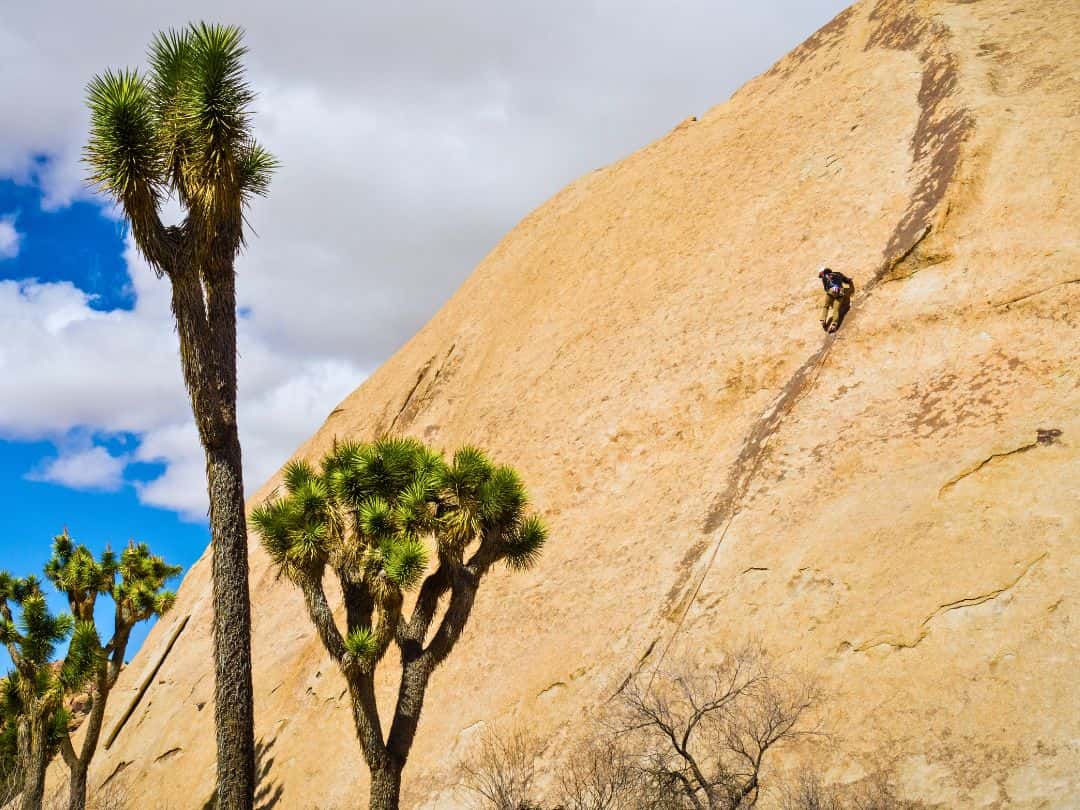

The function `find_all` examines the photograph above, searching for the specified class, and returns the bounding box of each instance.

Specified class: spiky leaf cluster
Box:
[113,541,182,624]
[253,437,547,595]
[0,576,101,710]
[0,669,74,778]
[44,533,180,629]
[85,22,276,265]
[1,579,72,670]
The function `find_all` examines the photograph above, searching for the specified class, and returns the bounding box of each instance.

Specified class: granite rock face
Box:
[65,0,1079,806]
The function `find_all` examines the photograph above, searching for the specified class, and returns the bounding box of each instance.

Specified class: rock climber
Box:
[818,266,854,333]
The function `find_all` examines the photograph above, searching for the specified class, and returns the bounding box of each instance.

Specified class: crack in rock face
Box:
[656,0,977,671]
[938,428,1062,496]
[851,553,1048,653]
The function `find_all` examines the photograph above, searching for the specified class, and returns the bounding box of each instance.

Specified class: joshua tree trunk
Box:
[169,258,255,809]
[66,764,88,810]
[84,27,275,809]
[18,713,48,810]
[368,760,403,810]
[63,637,126,810]
[206,437,255,810]
[63,700,99,810]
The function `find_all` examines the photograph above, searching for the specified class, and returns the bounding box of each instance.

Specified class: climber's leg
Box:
[837,292,852,327]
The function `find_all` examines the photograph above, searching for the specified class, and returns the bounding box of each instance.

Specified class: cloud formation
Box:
[29,444,127,492]
[0,0,848,517]
[0,215,19,259]
[0,240,363,518]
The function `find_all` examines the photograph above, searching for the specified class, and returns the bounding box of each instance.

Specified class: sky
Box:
[0,0,849,663]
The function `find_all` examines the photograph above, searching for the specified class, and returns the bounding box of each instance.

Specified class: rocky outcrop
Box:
[60,0,1079,806]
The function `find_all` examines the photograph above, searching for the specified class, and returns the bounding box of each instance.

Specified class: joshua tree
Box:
[84,23,275,808]
[251,437,547,810]
[0,574,99,810]
[44,530,179,810]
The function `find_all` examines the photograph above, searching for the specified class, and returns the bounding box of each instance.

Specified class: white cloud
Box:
[0,0,849,518]
[0,235,363,520]
[2,163,392,519]
[0,215,20,259]
[29,445,127,491]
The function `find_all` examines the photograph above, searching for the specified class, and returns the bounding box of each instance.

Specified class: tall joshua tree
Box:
[45,530,179,810]
[251,437,547,810]
[0,574,99,810]
[85,24,275,808]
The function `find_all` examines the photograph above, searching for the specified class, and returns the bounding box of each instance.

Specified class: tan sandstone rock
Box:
[57,0,1079,806]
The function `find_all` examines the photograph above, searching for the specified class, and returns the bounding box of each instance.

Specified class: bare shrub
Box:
[552,736,644,810]
[41,779,130,810]
[454,647,878,810]
[614,646,821,809]
[779,771,923,810]
[461,727,544,810]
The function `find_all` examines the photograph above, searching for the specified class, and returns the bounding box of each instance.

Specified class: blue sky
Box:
[0,0,848,669]
[0,174,206,664]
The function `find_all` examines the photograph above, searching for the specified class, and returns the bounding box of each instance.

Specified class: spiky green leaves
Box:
[256,440,444,597]
[85,22,276,245]
[283,459,317,493]
[344,627,378,661]
[503,516,547,572]
[85,69,163,206]
[45,533,180,629]
[44,530,119,621]
[16,592,73,668]
[358,497,396,540]
[251,471,332,582]
[253,437,548,606]
[383,537,429,590]
[56,623,102,695]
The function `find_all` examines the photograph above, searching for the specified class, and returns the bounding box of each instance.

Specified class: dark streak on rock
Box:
[386,355,436,435]
[386,343,458,434]
[702,343,831,536]
[662,0,975,626]
[870,1,975,276]
[154,747,183,763]
[104,615,190,750]
[101,760,131,788]
[767,6,857,79]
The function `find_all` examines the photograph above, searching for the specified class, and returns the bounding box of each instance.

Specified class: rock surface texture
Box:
[62,0,1079,806]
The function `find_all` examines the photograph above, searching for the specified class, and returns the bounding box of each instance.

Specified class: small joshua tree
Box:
[44,530,179,810]
[0,575,98,810]
[251,437,547,810]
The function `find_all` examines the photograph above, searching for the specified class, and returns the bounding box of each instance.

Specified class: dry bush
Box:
[42,780,129,810]
[779,771,923,810]
[460,727,545,810]
[614,646,821,809]
[552,736,644,810]
[455,646,931,810]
